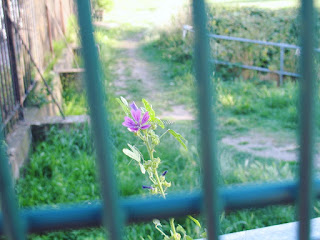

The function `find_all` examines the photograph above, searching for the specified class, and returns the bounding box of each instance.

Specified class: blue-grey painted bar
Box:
[184,26,320,82]
[184,26,320,51]
[2,181,320,235]
[298,0,316,239]
[76,0,123,239]
[0,124,26,238]
[211,59,301,78]
[280,47,285,85]
[192,0,220,239]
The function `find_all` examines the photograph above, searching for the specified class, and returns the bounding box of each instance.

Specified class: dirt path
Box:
[111,33,320,164]
[99,1,319,164]
[222,130,320,165]
[111,33,194,120]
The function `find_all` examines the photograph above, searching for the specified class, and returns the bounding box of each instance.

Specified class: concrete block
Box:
[197,217,320,240]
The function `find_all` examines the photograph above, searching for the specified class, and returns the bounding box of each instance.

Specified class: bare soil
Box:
[111,33,194,120]
[222,130,320,165]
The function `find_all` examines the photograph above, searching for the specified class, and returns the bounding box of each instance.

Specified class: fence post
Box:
[45,4,53,54]
[3,0,23,120]
[279,47,284,86]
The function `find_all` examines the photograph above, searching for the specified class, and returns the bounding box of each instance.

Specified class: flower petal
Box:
[122,116,137,128]
[130,102,138,111]
[131,109,141,123]
[140,124,151,130]
[141,111,150,125]
[128,127,139,132]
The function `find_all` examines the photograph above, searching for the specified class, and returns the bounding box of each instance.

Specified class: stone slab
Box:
[31,115,89,142]
[197,218,320,240]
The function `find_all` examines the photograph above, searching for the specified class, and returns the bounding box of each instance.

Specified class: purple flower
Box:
[122,102,151,132]
[142,185,154,190]
[130,101,138,111]
[161,170,168,176]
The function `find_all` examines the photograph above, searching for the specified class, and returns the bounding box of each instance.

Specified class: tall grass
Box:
[16,122,303,239]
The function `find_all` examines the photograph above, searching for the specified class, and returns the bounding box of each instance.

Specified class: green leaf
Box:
[168,129,188,150]
[188,215,201,228]
[155,117,165,129]
[123,147,140,162]
[128,144,140,155]
[116,98,130,115]
[142,98,156,121]
[185,236,193,240]
[139,163,146,174]
[153,219,161,227]
[120,96,129,106]
[176,225,186,235]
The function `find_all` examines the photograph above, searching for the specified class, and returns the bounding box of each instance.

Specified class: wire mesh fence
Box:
[0,0,74,135]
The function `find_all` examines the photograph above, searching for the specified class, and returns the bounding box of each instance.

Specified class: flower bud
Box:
[162,170,168,176]
[152,135,160,145]
[163,181,171,188]
[151,188,158,194]
[151,123,157,130]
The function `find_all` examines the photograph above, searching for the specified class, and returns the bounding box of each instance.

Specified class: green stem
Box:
[170,218,177,238]
[155,225,168,238]
[154,169,166,198]
[144,131,177,238]
[144,131,166,198]
[159,129,169,139]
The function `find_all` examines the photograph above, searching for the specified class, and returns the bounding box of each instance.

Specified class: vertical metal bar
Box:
[45,4,53,54]
[59,0,65,35]
[23,2,32,87]
[2,40,15,112]
[298,0,316,239]
[21,47,28,93]
[0,67,6,121]
[3,0,23,119]
[280,47,284,86]
[0,116,25,239]
[76,0,123,239]
[0,51,9,116]
[0,46,10,115]
[0,1,13,112]
[192,1,220,239]
[0,1,13,115]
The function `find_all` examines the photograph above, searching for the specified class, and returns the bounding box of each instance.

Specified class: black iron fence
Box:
[0,0,35,134]
[0,0,74,134]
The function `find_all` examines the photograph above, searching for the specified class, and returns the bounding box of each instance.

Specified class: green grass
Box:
[16,123,304,239]
[16,2,320,239]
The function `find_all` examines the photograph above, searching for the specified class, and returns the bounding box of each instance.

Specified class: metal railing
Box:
[0,0,70,134]
[183,24,320,85]
[0,0,317,239]
[0,0,35,133]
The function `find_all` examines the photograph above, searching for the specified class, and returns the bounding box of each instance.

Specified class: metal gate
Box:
[0,0,318,239]
[0,0,36,134]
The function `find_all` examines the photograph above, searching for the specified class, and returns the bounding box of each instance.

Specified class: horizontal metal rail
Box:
[183,25,320,84]
[212,59,301,78]
[1,180,320,235]
[183,25,320,52]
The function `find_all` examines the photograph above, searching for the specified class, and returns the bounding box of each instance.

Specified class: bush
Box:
[92,0,113,12]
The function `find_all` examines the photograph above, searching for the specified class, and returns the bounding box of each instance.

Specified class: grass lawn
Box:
[15,1,320,239]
